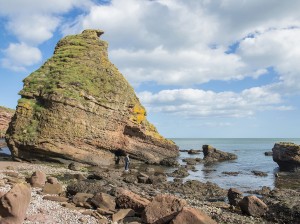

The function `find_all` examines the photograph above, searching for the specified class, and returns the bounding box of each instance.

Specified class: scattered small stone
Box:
[43,195,68,202]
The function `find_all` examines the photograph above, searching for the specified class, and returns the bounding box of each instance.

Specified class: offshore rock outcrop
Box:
[6,29,178,165]
[0,106,14,138]
[202,145,237,163]
[272,142,300,172]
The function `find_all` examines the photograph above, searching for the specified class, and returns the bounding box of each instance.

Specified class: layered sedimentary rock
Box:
[6,29,178,165]
[0,106,14,138]
[272,142,300,172]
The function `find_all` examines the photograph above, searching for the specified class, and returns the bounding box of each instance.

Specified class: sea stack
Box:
[6,29,178,165]
[272,142,300,172]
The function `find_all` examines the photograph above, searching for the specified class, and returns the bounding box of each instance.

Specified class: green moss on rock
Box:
[6,29,178,165]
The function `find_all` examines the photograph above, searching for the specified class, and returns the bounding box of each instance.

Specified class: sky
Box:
[0,0,300,138]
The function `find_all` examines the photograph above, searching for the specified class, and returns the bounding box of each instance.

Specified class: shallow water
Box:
[171,138,300,192]
[0,138,10,155]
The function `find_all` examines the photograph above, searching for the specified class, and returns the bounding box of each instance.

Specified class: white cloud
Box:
[1,43,42,71]
[138,87,291,118]
[62,0,300,88]
[110,46,245,85]
[0,0,92,45]
[6,15,60,45]
[237,28,300,93]
[0,0,93,71]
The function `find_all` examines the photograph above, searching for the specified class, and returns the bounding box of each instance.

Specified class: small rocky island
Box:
[272,142,300,172]
[5,30,178,165]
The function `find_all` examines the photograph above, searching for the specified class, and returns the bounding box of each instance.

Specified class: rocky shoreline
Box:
[1,152,300,224]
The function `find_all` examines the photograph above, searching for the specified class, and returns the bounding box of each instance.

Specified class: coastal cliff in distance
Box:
[6,29,178,165]
[0,106,14,138]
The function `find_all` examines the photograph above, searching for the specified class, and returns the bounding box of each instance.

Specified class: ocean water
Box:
[171,138,300,192]
[0,139,10,155]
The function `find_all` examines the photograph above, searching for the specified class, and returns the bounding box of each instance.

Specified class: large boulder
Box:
[170,207,217,224]
[0,106,14,139]
[5,29,178,165]
[239,195,268,217]
[90,192,116,211]
[0,183,31,224]
[202,145,237,163]
[228,188,243,206]
[272,142,300,172]
[115,188,150,213]
[28,170,46,188]
[142,194,187,224]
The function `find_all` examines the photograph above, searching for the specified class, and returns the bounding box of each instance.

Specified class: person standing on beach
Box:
[125,154,130,171]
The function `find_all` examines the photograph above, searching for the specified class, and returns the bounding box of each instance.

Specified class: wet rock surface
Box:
[251,170,268,177]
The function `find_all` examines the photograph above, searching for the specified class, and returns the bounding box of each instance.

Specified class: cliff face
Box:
[6,30,178,165]
[0,106,14,138]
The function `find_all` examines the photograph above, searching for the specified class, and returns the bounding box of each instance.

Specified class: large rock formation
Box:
[272,142,300,172]
[5,29,178,165]
[0,106,14,138]
[202,145,237,163]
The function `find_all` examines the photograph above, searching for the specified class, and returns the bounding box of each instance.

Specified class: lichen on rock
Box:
[6,29,178,165]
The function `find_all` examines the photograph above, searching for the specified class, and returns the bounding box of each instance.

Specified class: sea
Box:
[170,138,300,192]
[1,138,300,192]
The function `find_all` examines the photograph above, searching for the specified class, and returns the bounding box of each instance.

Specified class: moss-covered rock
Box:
[6,29,178,165]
